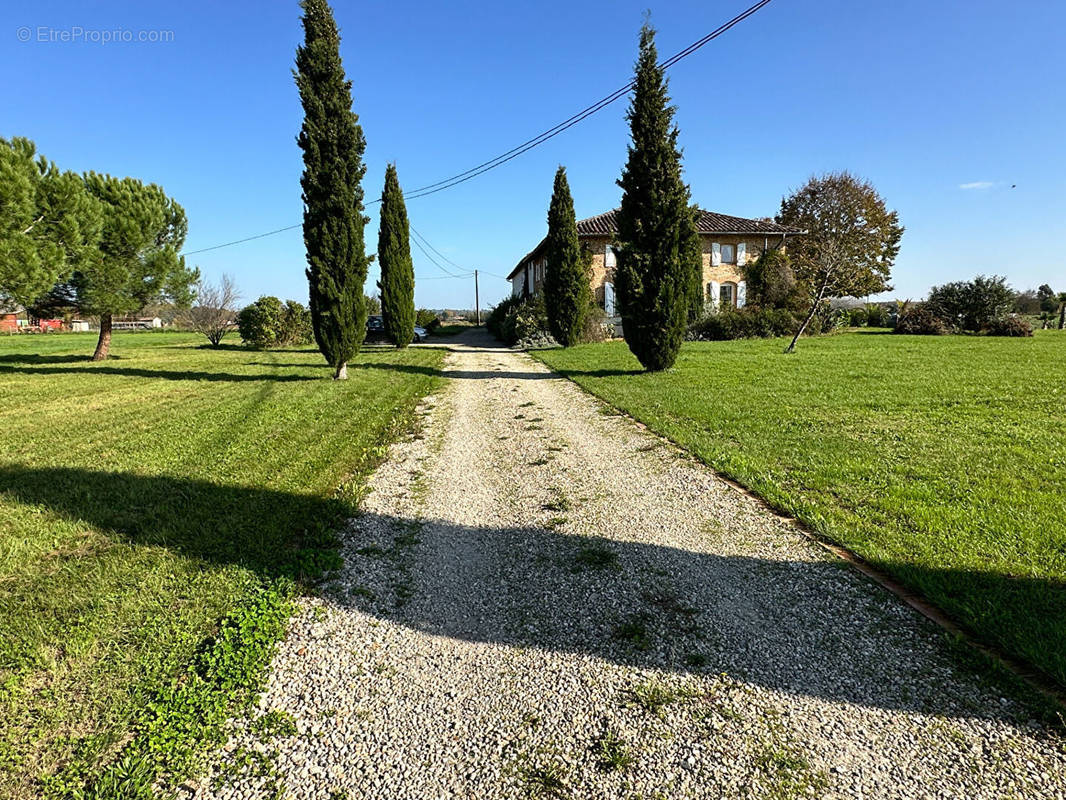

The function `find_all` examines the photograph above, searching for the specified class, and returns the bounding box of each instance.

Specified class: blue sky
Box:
[6,0,1065,309]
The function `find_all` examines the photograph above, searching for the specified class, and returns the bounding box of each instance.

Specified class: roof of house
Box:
[508,208,803,279]
[576,208,801,237]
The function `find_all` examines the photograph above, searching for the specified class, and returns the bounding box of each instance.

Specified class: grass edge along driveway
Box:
[533,330,1066,691]
[0,332,444,799]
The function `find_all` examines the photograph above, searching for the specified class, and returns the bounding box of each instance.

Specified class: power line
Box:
[178,0,773,257]
[182,223,301,256]
[409,230,471,279]
[409,225,470,274]
[399,0,773,201]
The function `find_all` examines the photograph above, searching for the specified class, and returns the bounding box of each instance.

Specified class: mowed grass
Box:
[0,332,443,797]
[535,330,1066,686]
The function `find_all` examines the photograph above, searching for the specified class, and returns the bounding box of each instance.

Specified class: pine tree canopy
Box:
[0,137,102,309]
[614,23,692,372]
[377,163,415,348]
[296,0,370,378]
[543,166,590,347]
[75,172,196,360]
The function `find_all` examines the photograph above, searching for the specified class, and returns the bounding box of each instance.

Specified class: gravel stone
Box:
[194,329,1066,800]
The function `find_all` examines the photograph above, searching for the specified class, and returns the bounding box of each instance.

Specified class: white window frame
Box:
[720,282,736,309]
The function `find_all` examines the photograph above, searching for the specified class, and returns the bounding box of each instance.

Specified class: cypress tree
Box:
[681,204,703,323]
[377,163,415,348]
[543,166,590,347]
[295,0,370,379]
[615,23,692,371]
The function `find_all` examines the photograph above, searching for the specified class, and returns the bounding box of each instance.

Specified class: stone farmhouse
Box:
[507,208,803,315]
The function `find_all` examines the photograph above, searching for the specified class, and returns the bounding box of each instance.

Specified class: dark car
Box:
[366,315,428,343]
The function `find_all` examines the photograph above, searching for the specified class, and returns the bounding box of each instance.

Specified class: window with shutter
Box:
[737,242,746,266]
[720,282,735,308]
[604,245,616,269]
[709,280,720,310]
[711,243,721,266]
[721,244,735,264]
[604,281,616,316]
[737,280,747,309]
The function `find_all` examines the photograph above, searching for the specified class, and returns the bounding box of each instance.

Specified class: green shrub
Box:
[687,307,797,341]
[415,308,440,331]
[237,297,311,349]
[486,296,522,341]
[742,248,800,310]
[985,315,1033,337]
[508,294,549,343]
[847,308,868,327]
[895,304,949,335]
[927,275,1014,332]
[865,303,890,327]
[487,295,550,345]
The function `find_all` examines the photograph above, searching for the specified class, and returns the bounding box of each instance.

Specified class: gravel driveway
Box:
[194,329,1065,800]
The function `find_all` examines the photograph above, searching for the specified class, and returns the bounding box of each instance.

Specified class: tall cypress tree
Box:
[543,166,590,347]
[295,0,370,379]
[377,163,415,348]
[681,204,704,323]
[615,23,692,371]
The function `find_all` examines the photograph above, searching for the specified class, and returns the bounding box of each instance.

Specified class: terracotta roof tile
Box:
[576,208,802,236]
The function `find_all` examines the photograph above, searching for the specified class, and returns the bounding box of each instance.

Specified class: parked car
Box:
[366,315,428,343]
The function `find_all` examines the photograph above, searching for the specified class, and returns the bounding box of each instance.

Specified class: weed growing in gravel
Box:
[595,729,635,772]
[530,457,551,467]
[356,544,386,557]
[251,710,297,738]
[629,680,678,717]
[518,763,569,799]
[545,516,568,530]
[753,743,827,800]
[612,617,652,651]
[520,401,535,407]
[683,652,708,668]
[349,585,375,601]
[572,543,619,571]
[543,488,571,513]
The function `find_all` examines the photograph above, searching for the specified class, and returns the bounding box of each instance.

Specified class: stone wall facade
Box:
[513,232,791,313]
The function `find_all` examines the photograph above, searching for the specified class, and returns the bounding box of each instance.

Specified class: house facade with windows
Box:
[508,208,802,314]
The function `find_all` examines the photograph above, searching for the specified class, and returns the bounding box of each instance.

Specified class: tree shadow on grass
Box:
[1,464,1061,725]
[0,353,123,365]
[0,364,319,383]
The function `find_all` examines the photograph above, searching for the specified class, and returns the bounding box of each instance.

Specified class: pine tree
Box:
[75,173,196,361]
[295,0,370,379]
[543,167,590,346]
[377,164,415,348]
[615,23,692,371]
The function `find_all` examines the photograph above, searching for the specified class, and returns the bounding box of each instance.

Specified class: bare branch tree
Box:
[185,274,240,347]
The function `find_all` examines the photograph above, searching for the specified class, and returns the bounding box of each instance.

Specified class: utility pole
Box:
[474,269,481,326]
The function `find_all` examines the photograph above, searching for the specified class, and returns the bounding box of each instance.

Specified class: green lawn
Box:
[534,331,1066,687]
[0,332,443,798]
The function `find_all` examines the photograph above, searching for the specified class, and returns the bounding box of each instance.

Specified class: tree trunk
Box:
[92,313,112,361]
[333,362,348,380]
[1059,303,1065,330]
[785,283,828,354]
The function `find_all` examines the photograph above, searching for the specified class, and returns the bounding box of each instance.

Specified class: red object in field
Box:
[37,319,63,330]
